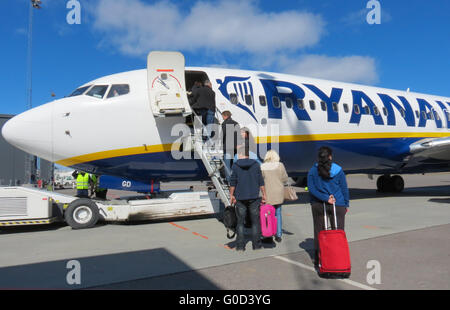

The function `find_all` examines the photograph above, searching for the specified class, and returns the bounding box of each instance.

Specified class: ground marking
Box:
[273,255,378,290]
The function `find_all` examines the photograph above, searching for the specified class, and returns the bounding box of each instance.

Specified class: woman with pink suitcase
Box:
[261,150,290,243]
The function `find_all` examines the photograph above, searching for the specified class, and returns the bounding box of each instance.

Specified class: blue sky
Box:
[1,0,449,115]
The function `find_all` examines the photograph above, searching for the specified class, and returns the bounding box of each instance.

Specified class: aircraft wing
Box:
[409,137,450,162]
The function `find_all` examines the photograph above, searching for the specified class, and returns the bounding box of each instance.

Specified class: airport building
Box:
[0,114,53,186]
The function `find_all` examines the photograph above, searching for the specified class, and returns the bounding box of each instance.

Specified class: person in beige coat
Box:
[261,150,289,242]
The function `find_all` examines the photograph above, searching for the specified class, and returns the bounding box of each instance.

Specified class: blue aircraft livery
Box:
[218,75,450,128]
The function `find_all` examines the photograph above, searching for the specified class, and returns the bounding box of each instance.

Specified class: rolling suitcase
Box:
[318,203,351,278]
[260,204,277,237]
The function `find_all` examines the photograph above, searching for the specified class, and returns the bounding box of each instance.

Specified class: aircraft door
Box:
[147,51,192,117]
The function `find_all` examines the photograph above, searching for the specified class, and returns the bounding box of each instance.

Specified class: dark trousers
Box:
[194,108,215,139]
[236,198,261,248]
[76,189,89,198]
[311,202,347,260]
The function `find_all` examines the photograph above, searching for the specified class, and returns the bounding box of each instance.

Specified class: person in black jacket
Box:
[221,110,241,182]
[230,147,267,251]
[190,80,216,140]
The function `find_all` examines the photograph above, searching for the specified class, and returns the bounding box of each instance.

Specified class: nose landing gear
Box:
[376,175,405,193]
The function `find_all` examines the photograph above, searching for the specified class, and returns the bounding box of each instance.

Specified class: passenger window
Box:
[230,93,238,105]
[272,97,281,109]
[332,102,338,112]
[364,106,370,115]
[107,84,130,98]
[285,98,293,109]
[428,111,434,120]
[415,111,420,118]
[297,99,305,110]
[353,104,360,115]
[343,103,349,113]
[309,100,316,110]
[400,109,406,118]
[421,111,427,119]
[382,107,388,116]
[245,94,253,106]
[320,101,327,111]
[86,85,109,99]
[373,106,380,116]
[259,96,267,106]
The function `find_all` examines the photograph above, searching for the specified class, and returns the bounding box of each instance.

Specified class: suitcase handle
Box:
[323,202,338,230]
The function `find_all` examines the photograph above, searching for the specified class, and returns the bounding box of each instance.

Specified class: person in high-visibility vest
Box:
[91,174,108,200]
[73,170,90,198]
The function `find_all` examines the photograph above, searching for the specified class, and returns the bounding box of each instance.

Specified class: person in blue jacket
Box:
[307,146,349,268]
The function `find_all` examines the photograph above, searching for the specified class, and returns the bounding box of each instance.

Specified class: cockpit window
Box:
[86,85,109,99]
[107,84,130,98]
[68,85,91,97]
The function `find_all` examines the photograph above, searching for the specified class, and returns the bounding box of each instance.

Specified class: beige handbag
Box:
[284,185,298,201]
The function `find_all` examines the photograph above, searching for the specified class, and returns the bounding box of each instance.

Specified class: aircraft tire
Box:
[376,175,391,192]
[391,175,405,193]
[65,198,100,229]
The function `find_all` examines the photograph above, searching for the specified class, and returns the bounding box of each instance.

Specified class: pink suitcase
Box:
[260,204,277,237]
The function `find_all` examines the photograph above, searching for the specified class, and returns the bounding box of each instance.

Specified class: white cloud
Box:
[90,0,325,56]
[279,54,379,84]
[87,0,380,85]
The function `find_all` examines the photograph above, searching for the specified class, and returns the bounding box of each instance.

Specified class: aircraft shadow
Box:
[0,248,220,290]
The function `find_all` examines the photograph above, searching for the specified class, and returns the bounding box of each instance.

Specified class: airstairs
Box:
[191,114,232,208]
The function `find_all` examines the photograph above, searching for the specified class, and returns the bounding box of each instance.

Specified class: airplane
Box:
[2,51,450,196]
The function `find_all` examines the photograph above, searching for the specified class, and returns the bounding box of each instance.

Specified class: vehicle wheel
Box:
[376,175,390,192]
[64,198,99,229]
[391,175,405,193]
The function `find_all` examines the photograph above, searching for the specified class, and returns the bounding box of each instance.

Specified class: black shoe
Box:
[252,244,262,250]
[261,237,273,244]
[275,236,282,243]
[236,245,245,252]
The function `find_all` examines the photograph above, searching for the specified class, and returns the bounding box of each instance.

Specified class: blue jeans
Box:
[223,153,233,183]
[274,204,282,238]
[196,109,216,140]
[236,198,261,248]
[76,189,89,198]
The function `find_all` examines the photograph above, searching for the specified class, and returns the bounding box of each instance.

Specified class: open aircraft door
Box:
[147,51,192,117]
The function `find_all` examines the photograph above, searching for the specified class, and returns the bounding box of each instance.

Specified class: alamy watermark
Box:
[366,0,381,25]
[366,260,382,285]
[66,0,81,25]
[169,122,280,161]
[66,259,81,285]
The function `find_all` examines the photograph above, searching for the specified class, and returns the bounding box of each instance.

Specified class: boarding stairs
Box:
[191,114,232,208]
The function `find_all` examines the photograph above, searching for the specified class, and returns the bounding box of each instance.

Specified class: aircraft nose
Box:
[2,103,53,162]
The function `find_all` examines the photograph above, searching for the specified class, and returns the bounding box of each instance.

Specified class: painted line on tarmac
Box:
[273,255,378,290]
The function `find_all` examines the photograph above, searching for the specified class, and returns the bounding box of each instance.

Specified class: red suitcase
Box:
[318,203,351,278]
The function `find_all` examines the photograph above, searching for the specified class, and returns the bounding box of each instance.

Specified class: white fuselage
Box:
[3,66,450,183]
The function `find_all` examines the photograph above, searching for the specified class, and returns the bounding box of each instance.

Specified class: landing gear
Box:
[376,175,405,193]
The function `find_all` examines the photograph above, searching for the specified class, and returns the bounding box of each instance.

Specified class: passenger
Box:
[307,146,349,268]
[188,81,202,98]
[190,80,216,140]
[221,110,241,182]
[229,147,267,251]
[234,127,262,164]
[261,150,289,243]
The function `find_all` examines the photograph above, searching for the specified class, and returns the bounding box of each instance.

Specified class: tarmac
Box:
[0,173,449,290]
